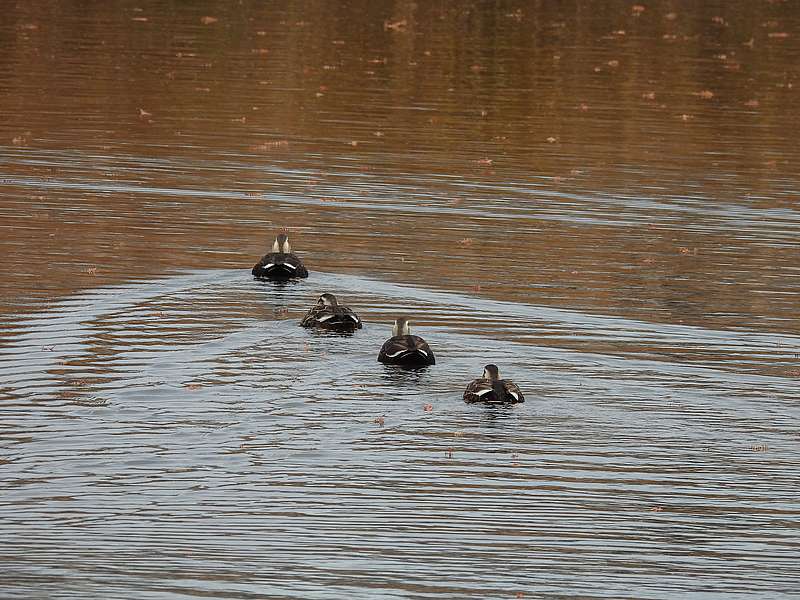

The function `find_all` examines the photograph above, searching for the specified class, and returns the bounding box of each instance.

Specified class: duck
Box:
[252,233,309,279]
[377,317,435,366]
[463,364,524,404]
[300,293,362,332]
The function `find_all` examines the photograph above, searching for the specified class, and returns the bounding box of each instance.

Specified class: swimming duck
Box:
[300,293,362,332]
[252,233,309,279]
[377,317,435,366]
[463,364,524,404]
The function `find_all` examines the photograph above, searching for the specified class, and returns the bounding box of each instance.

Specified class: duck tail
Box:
[492,381,510,402]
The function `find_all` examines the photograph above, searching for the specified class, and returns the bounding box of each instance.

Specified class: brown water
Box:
[2,1,800,598]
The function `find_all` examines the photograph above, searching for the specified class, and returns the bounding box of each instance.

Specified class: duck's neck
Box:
[394,320,411,336]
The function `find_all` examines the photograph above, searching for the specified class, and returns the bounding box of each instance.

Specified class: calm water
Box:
[2,1,799,598]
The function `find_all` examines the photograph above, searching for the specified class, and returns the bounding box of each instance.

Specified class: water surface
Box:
[2,1,799,598]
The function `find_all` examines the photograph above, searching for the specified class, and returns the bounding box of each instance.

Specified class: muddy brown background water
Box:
[2,1,799,598]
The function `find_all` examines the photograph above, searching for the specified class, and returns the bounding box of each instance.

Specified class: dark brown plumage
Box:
[377,317,435,366]
[300,293,362,332]
[252,233,309,279]
[463,364,524,404]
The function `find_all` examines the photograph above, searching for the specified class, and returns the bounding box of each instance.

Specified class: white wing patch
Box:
[474,388,494,397]
[508,391,519,400]
[264,262,296,271]
[347,314,360,322]
[317,314,335,322]
[385,350,407,358]
[417,350,428,356]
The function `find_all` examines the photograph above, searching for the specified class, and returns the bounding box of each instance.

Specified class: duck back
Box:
[464,378,524,403]
[378,334,435,366]
[252,252,309,279]
[301,304,361,331]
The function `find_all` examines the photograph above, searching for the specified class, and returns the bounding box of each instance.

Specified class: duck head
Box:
[271,233,291,254]
[483,364,500,381]
[317,293,339,307]
[392,317,412,337]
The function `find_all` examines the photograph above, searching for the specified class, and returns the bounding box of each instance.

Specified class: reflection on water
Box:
[2,1,799,598]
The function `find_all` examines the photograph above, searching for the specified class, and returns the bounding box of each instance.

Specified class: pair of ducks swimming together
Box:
[253,233,524,404]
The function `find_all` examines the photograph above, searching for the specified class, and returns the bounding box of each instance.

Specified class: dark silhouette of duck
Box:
[463,364,524,404]
[300,293,362,332]
[377,317,435,366]
[252,233,308,279]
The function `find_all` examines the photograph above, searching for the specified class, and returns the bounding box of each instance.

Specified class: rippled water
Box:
[2,1,800,598]
[4,270,799,598]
